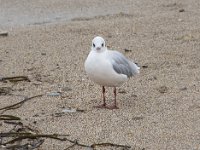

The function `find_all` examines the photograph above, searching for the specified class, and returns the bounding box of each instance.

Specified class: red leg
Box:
[94,86,107,108]
[114,87,117,106]
[106,87,119,109]
[102,86,106,105]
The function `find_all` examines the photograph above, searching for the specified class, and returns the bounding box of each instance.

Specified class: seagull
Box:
[85,36,140,109]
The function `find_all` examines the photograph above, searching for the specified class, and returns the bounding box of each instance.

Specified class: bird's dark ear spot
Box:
[93,43,95,47]
[102,43,104,47]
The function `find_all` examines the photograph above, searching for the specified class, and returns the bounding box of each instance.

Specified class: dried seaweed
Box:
[64,143,77,150]
[0,76,30,83]
[0,85,132,149]
[0,87,12,95]
[4,139,45,150]
[0,115,21,120]
[2,133,69,145]
[0,119,132,150]
[0,120,69,150]
[64,139,91,149]
[64,141,131,150]
[0,94,43,113]
[91,142,131,149]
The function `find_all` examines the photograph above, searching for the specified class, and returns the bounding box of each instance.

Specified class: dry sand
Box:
[1,0,200,149]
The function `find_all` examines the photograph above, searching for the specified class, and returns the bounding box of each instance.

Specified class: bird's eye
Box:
[93,43,95,47]
[102,43,104,47]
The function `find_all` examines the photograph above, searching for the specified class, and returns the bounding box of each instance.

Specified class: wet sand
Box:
[1,0,200,149]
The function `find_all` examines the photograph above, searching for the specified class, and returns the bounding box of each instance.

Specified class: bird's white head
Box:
[91,36,107,53]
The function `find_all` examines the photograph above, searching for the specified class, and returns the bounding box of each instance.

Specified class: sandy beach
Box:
[1,0,200,149]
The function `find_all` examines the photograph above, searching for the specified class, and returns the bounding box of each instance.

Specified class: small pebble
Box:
[148,76,157,81]
[0,31,8,37]
[142,65,148,68]
[62,108,77,113]
[131,94,137,97]
[180,87,187,91]
[124,48,132,52]
[179,9,185,12]
[132,116,144,121]
[178,18,183,22]
[158,86,168,93]
[33,114,39,117]
[118,88,126,94]
[47,92,61,97]
[62,86,72,91]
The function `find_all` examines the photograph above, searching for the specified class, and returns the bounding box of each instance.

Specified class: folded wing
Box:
[109,51,140,78]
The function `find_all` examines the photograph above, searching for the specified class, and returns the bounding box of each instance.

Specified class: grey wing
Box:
[110,51,140,78]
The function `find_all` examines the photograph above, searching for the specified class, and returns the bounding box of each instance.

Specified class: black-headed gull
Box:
[85,36,140,109]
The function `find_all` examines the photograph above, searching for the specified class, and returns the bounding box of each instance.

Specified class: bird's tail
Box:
[128,61,140,76]
[133,62,140,74]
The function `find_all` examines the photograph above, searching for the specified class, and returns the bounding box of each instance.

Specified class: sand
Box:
[1,0,200,149]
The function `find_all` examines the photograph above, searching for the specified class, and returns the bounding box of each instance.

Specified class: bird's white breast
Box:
[85,50,128,87]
